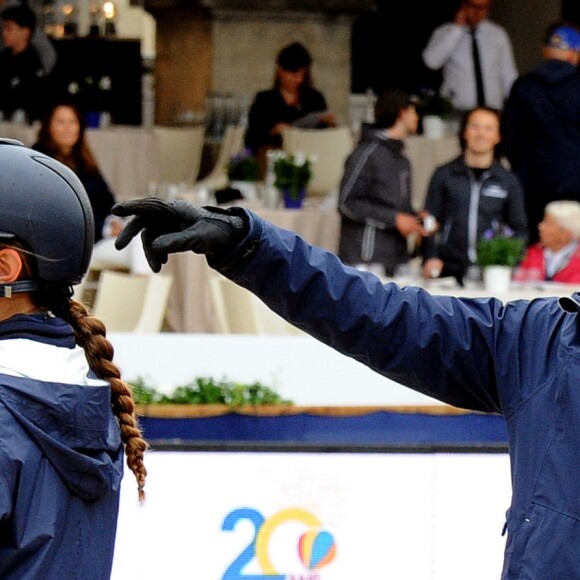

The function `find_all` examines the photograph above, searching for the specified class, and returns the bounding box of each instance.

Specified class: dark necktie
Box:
[470,27,486,107]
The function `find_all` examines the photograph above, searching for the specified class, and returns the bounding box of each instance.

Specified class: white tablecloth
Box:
[164,205,341,333]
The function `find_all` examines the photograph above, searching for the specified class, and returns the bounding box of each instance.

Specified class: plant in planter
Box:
[227,150,261,182]
[226,149,261,200]
[416,90,454,139]
[417,90,454,119]
[477,227,525,292]
[273,152,313,208]
[476,227,525,269]
[130,376,293,408]
[68,75,112,127]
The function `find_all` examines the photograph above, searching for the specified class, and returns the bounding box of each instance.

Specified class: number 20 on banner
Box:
[221,507,337,579]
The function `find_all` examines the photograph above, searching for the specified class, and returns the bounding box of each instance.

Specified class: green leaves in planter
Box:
[476,227,525,268]
[273,153,313,199]
[129,376,293,407]
[227,150,261,182]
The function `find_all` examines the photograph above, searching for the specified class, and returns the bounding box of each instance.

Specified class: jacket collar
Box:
[449,155,504,179]
[0,313,76,348]
[360,124,405,153]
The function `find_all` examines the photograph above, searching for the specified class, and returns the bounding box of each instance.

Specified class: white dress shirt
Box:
[422,19,518,111]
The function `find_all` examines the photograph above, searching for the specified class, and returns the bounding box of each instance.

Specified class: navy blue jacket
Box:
[213,210,580,579]
[0,314,123,579]
[502,59,580,239]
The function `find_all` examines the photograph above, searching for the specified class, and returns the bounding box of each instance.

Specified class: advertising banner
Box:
[112,451,510,580]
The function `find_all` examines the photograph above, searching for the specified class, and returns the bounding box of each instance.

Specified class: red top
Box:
[515,243,580,283]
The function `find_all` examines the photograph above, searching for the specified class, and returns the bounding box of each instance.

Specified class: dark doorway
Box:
[351,1,459,96]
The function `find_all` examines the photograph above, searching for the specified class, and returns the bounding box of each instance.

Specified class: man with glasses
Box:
[422,0,517,112]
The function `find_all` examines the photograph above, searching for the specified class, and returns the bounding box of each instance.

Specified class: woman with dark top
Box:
[244,42,336,161]
[33,102,116,242]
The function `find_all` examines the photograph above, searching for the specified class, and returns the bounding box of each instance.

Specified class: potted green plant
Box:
[417,90,454,139]
[226,150,261,200]
[476,227,525,292]
[227,150,260,182]
[68,75,112,128]
[273,152,313,209]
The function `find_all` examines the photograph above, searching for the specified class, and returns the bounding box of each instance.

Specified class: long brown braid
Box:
[4,240,148,501]
[38,287,148,502]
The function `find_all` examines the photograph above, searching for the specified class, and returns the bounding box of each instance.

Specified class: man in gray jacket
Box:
[338,89,427,277]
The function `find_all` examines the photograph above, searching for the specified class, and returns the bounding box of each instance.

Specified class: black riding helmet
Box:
[0,139,94,294]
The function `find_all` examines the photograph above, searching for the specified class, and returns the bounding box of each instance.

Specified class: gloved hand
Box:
[112,198,249,272]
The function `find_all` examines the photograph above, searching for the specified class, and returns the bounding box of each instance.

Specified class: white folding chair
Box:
[282,126,354,197]
[154,125,205,184]
[92,271,173,333]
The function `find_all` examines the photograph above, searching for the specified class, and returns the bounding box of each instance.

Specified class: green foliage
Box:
[274,154,313,199]
[417,91,454,119]
[129,376,293,407]
[477,234,525,268]
[227,151,261,182]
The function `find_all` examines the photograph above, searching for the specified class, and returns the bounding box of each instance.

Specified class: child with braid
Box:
[0,140,147,579]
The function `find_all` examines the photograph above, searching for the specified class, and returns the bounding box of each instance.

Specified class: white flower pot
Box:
[483,266,512,294]
[422,115,446,139]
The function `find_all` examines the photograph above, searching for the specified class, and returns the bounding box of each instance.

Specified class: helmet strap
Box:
[0,280,39,298]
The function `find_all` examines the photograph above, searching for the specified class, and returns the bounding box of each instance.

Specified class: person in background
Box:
[0,140,147,578]
[0,3,52,122]
[421,106,527,283]
[112,191,580,579]
[502,22,580,244]
[32,102,116,242]
[422,0,517,113]
[514,200,580,284]
[338,88,428,277]
[0,0,56,75]
[244,42,336,165]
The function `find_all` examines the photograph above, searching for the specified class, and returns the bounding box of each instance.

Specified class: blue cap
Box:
[547,25,580,52]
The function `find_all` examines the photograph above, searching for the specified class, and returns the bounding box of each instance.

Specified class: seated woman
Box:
[514,200,580,284]
[244,42,336,164]
[421,106,528,283]
[33,102,115,242]
[33,102,147,273]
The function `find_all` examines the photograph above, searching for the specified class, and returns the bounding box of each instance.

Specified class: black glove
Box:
[112,198,249,273]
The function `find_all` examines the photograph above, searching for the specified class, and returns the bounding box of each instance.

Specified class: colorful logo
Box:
[221,507,337,579]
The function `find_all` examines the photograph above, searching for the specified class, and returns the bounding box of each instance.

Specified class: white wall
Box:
[109,333,443,406]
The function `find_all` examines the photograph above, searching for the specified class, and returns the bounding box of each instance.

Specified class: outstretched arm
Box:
[113,199,540,414]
